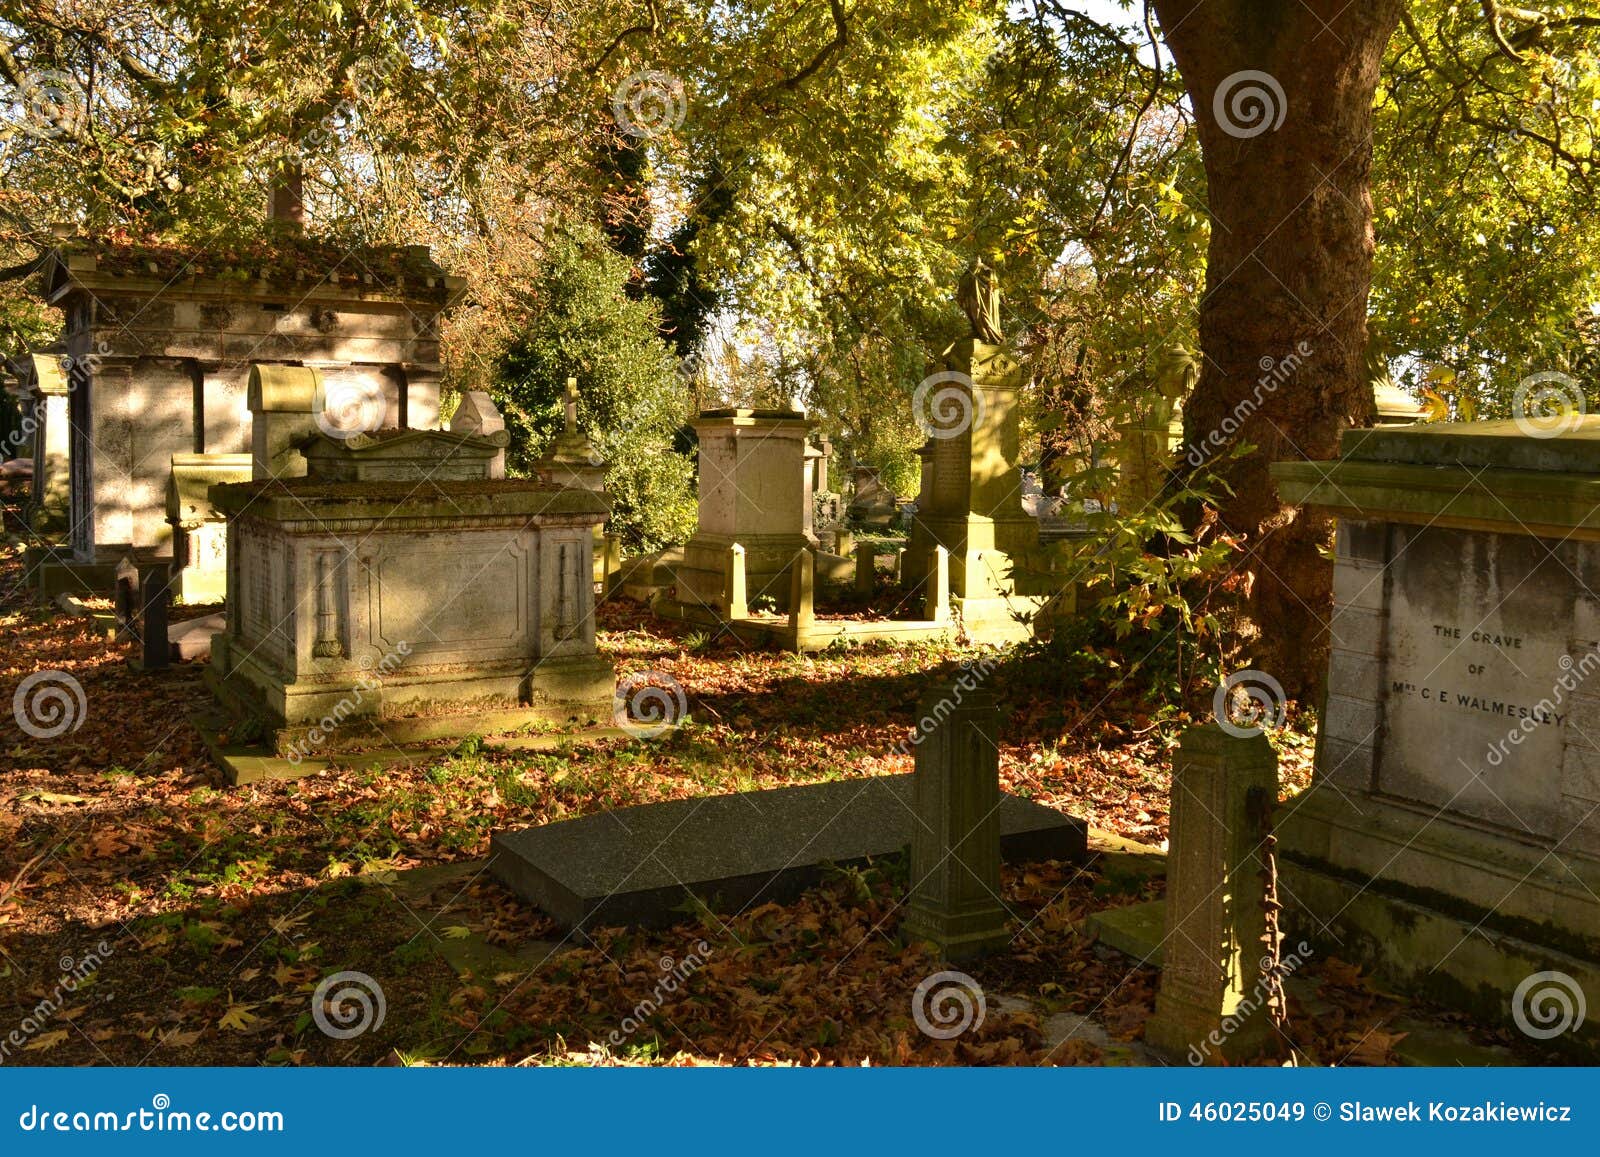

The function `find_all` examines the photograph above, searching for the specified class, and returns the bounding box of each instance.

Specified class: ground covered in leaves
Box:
[0,543,1532,1066]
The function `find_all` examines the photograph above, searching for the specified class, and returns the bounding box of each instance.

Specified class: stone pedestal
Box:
[902,340,1047,639]
[1145,725,1279,1064]
[901,681,1011,960]
[449,390,506,477]
[674,408,814,613]
[205,427,612,761]
[1272,419,1600,1052]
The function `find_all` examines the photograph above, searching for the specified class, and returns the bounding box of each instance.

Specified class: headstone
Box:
[854,542,876,596]
[448,390,507,478]
[901,681,1012,960]
[899,273,1051,639]
[672,408,814,613]
[14,354,70,533]
[166,453,252,603]
[1272,419,1600,1047]
[1144,725,1279,1064]
[248,364,320,479]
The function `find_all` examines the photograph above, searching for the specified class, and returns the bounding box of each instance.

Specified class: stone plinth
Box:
[1145,726,1279,1065]
[903,339,1048,637]
[166,453,252,604]
[1272,418,1600,1051]
[33,238,459,583]
[901,681,1012,960]
[674,408,814,613]
[205,430,612,760]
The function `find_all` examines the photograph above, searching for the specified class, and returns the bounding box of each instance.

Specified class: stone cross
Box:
[564,377,579,435]
[902,679,1010,960]
[1145,724,1280,1064]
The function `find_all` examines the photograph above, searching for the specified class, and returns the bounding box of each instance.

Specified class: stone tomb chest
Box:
[1273,419,1600,1045]
[205,427,612,757]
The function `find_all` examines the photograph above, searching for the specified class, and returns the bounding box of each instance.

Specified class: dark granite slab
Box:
[489,774,1087,930]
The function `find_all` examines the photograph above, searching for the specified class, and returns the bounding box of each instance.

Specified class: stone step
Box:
[490,774,1088,931]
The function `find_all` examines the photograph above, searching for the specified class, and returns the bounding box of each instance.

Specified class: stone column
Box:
[725,543,748,619]
[902,680,1010,960]
[1145,725,1280,1065]
[926,545,951,623]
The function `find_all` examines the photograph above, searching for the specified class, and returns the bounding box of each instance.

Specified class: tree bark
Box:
[1149,0,1403,701]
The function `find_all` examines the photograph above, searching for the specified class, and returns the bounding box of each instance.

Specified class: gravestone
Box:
[899,271,1053,640]
[672,408,814,614]
[449,390,507,478]
[901,680,1011,960]
[11,353,70,533]
[166,453,252,603]
[205,424,612,769]
[1145,726,1280,1064]
[1273,419,1600,1047]
[490,774,1086,931]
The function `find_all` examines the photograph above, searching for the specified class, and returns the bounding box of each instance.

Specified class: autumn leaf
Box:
[218,1001,261,1032]
[22,1029,70,1052]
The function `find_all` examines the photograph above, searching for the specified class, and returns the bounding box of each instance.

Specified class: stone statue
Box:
[957,257,1004,345]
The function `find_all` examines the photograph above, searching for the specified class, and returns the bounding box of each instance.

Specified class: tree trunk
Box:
[1149,0,1403,701]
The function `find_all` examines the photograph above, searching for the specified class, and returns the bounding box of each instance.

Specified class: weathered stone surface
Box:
[1145,726,1279,1065]
[901,682,1012,960]
[30,239,456,581]
[673,408,814,613]
[1275,417,1600,1053]
[205,431,614,765]
[490,775,1087,930]
[166,453,251,603]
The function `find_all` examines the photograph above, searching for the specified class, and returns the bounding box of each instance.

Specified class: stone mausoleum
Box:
[27,237,461,595]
